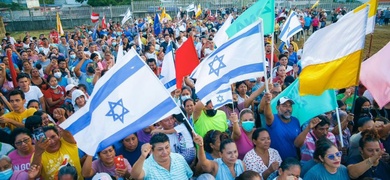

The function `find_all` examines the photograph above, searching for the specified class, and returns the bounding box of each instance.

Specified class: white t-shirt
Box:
[23,86,43,108]
[174,123,194,148]
[166,132,179,153]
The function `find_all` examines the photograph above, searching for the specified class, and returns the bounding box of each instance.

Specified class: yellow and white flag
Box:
[299,6,368,95]
[311,0,320,9]
[195,4,202,18]
[56,12,64,36]
[358,0,378,34]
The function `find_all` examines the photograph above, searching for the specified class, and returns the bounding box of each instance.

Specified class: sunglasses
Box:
[326,151,342,160]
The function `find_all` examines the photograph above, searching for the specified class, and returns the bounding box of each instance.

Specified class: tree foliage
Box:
[39,0,55,5]
[85,0,131,6]
[0,2,28,10]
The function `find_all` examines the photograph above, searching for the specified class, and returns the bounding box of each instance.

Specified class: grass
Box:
[6,25,390,56]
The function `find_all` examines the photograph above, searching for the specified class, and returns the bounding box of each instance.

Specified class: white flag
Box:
[213,14,233,48]
[121,8,132,26]
[60,49,180,155]
[160,43,177,92]
[279,11,303,48]
[195,19,266,104]
[211,87,233,109]
[186,3,196,12]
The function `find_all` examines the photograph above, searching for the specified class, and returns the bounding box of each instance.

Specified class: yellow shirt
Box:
[3,108,36,131]
[39,138,82,180]
[194,110,228,138]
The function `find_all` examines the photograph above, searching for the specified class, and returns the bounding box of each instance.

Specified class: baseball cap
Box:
[92,172,112,180]
[277,97,295,106]
[65,84,77,92]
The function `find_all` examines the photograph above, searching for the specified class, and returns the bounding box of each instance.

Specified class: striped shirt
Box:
[143,153,193,180]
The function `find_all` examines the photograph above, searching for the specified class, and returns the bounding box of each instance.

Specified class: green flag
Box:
[271,79,338,125]
[226,0,275,37]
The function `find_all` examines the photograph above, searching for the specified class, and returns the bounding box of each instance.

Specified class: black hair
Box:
[181,86,192,94]
[46,75,56,84]
[150,133,169,150]
[77,84,87,91]
[357,116,373,128]
[24,115,43,132]
[220,138,235,153]
[10,128,33,146]
[353,96,371,133]
[251,128,269,147]
[359,128,380,149]
[278,54,288,60]
[33,110,47,116]
[43,126,59,135]
[58,164,78,180]
[17,73,30,82]
[280,157,301,171]
[313,137,335,161]
[27,99,40,108]
[9,89,25,100]
[204,130,229,153]
[235,81,247,92]
[146,58,156,64]
[314,115,331,129]
[337,100,345,109]
[235,170,261,180]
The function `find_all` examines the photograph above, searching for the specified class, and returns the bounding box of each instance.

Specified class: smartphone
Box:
[33,127,46,141]
[114,155,125,169]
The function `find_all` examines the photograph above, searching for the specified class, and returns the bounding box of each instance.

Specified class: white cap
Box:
[92,173,112,180]
[65,84,77,92]
[277,97,295,105]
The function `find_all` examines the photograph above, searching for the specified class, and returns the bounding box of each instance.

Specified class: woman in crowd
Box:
[204,130,229,160]
[33,110,54,126]
[232,109,256,160]
[183,99,195,126]
[243,128,282,180]
[195,134,245,180]
[30,67,47,91]
[71,89,87,112]
[53,108,66,124]
[27,100,40,110]
[236,81,249,104]
[22,61,33,77]
[82,145,132,179]
[116,133,144,166]
[271,157,302,180]
[304,138,349,179]
[352,96,372,133]
[8,128,35,172]
[346,129,390,179]
[0,155,29,179]
[44,75,66,115]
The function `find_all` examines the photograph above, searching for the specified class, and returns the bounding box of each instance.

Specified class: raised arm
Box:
[81,155,95,178]
[193,132,217,174]
[74,53,87,78]
[193,100,204,123]
[230,113,241,141]
[294,118,321,148]
[347,150,383,179]
[263,93,274,126]
[131,143,151,179]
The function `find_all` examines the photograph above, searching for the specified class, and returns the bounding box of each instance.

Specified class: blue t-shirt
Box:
[304,16,312,27]
[78,72,94,95]
[266,114,301,160]
[304,163,349,180]
[115,142,144,166]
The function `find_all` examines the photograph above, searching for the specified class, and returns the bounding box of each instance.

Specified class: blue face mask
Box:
[242,121,255,132]
[70,54,76,59]
[0,168,13,180]
[112,42,117,46]
[39,47,43,52]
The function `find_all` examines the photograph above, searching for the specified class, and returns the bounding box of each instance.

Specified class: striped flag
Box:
[91,12,99,23]
[211,87,233,109]
[160,43,177,92]
[279,11,303,48]
[121,8,132,26]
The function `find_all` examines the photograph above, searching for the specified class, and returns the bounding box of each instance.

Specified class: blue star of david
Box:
[216,95,224,103]
[106,99,129,123]
[159,74,165,80]
[208,55,226,76]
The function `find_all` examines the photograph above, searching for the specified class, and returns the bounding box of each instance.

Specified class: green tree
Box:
[39,0,55,4]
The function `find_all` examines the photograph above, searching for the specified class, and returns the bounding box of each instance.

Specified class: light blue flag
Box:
[225,0,275,38]
[160,43,177,92]
[279,11,303,48]
[271,79,338,125]
[211,86,233,109]
[60,48,181,155]
[195,20,266,104]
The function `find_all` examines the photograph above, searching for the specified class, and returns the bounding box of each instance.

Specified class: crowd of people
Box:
[0,4,389,180]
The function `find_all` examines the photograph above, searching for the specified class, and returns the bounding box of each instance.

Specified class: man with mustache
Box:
[264,96,320,160]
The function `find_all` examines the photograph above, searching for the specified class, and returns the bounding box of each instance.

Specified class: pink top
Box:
[92,158,132,178]
[8,150,33,171]
[235,127,254,160]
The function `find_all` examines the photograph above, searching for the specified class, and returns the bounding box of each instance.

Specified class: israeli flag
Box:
[160,43,177,92]
[213,14,233,48]
[211,86,233,109]
[195,19,266,104]
[60,48,181,155]
[279,11,303,48]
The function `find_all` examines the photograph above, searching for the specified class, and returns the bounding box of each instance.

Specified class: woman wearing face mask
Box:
[352,96,373,133]
[52,68,69,87]
[243,128,282,179]
[0,155,31,180]
[303,138,349,180]
[346,129,390,180]
[232,109,257,160]
[68,50,77,68]
[194,135,246,180]
[44,75,66,115]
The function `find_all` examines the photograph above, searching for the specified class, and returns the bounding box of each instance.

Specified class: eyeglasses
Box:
[15,138,31,146]
[326,151,342,160]
[272,91,281,95]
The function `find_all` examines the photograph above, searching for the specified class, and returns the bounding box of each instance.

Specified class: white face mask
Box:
[54,72,62,79]
[181,95,191,101]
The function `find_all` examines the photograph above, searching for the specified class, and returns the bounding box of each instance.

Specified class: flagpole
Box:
[261,22,269,92]
[270,32,275,80]
[335,107,344,148]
